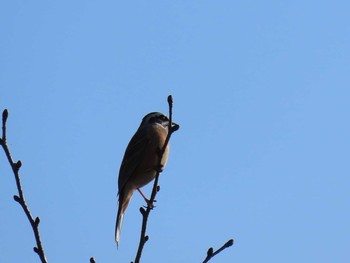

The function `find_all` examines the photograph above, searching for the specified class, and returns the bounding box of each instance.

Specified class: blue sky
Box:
[1,1,349,262]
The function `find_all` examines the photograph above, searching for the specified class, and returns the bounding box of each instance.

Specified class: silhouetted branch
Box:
[132,95,179,263]
[202,239,234,263]
[0,109,48,263]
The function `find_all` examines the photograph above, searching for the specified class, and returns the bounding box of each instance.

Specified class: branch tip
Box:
[13,195,21,203]
[15,160,22,170]
[225,239,234,247]
[35,217,40,226]
[207,247,213,257]
[167,95,173,106]
[2,109,8,123]
[202,238,234,263]
[139,207,146,216]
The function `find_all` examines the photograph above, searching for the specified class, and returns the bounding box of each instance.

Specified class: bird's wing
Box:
[118,127,150,192]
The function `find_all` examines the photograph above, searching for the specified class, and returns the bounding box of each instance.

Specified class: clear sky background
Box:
[1,1,349,263]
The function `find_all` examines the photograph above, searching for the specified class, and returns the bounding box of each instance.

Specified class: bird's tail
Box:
[115,204,124,246]
[115,190,133,246]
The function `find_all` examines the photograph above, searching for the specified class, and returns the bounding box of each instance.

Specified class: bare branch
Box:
[202,239,234,263]
[0,109,48,263]
[132,95,179,263]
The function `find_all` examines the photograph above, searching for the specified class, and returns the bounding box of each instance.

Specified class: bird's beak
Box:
[170,121,180,132]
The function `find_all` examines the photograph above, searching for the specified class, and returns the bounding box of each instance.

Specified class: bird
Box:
[115,112,178,246]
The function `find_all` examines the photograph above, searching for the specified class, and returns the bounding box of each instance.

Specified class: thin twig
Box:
[0,109,48,263]
[202,239,234,263]
[132,95,179,263]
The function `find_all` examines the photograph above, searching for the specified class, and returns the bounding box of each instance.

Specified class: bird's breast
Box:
[130,125,169,189]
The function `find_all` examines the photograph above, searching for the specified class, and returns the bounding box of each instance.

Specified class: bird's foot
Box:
[143,199,156,210]
[137,188,156,209]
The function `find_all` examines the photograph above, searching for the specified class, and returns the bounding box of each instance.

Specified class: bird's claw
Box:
[143,201,156,209]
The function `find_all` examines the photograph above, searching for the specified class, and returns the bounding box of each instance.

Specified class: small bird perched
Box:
[115,112,179,246]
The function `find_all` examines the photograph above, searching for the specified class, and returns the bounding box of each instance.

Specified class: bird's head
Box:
[141,112,179,131]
